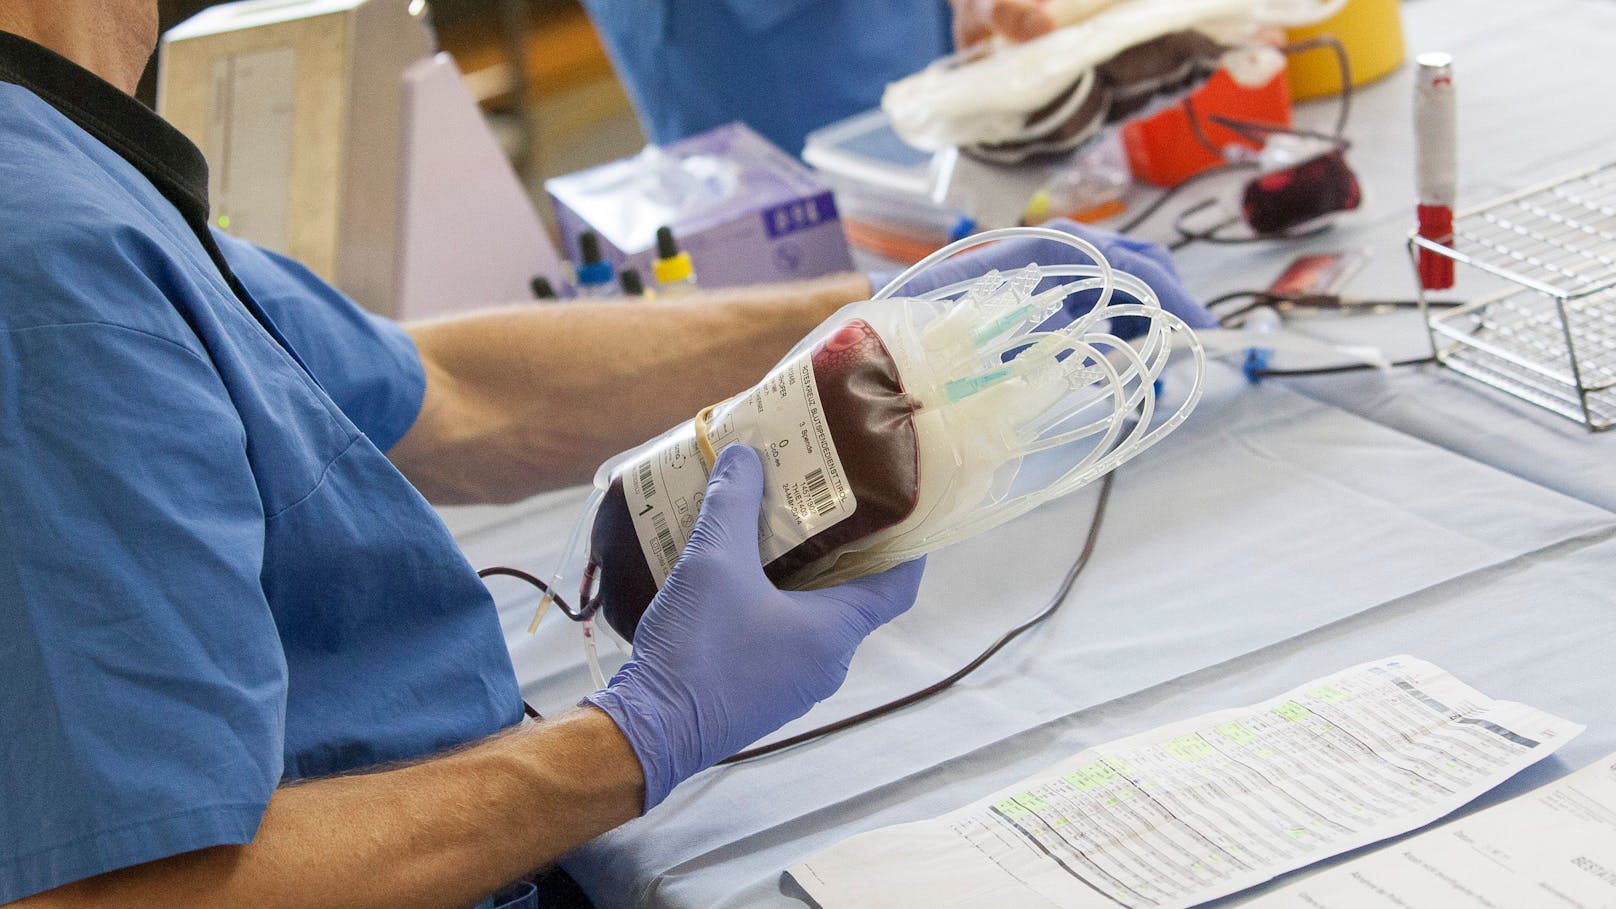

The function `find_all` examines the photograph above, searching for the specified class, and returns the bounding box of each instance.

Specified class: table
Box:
[442,1,1616,904]
[1162,0,1616,510]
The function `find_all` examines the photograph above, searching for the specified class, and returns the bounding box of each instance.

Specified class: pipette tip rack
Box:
[1409,161,1616,431]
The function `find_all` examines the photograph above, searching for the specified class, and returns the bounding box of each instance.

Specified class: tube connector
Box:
[923,266,1042,355]
[1242,306,1282,383]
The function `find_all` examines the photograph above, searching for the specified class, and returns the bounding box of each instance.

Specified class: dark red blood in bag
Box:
[1241,148,1362,235]
[587,319,921,641]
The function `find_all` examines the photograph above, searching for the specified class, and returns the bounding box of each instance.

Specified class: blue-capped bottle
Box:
[574,230,615,299]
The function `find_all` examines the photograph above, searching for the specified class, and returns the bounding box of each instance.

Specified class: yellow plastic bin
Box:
[1286,0,1406,100]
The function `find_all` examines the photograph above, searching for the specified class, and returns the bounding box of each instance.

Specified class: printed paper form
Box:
[788,657,1582,909]
[1248,748,1616,908]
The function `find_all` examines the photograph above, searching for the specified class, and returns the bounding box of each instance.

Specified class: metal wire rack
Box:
[1410,161,1616,430]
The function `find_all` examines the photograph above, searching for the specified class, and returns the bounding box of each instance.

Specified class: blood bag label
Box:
[621,355,857,587]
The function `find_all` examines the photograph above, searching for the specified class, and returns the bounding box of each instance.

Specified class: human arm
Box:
[16,450,923,908]
[0,310,642,907]
[14,711,643,909]
[0,316,635,907]
[388,272,874,504]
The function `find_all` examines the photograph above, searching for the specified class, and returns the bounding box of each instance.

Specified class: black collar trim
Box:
[0,29,316,377]
[0,30,211,228]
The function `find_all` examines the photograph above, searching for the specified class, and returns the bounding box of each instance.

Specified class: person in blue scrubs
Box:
[580,0,1057,155]
[0,3,927,906]
[1,4,1208,906]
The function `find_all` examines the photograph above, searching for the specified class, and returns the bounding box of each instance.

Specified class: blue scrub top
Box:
[0,33,522,903]
[582,0,953,155]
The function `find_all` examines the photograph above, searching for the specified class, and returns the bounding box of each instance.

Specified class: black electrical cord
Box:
[475,474,1116,759]
[477,567,571,718]
[1253,356,1435,378]
[1207,288,1288,324]
[1116,161,1252,235]
[1205,288,1462,377]
[477,565,584,621]
[1171,198,1336,249]
[1210,290,1466,328]
[721,471,1116,764]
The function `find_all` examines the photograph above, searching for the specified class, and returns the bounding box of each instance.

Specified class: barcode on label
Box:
[651,511,679,567]
[637,460,656,503]
[805,467,835,517]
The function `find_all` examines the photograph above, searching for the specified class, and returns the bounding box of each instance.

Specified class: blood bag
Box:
[881,0,1345,155]
[541,227,1207,655]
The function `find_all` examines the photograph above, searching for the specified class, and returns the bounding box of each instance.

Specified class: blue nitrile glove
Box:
[871,219,1216,337]
[583,446,925,811]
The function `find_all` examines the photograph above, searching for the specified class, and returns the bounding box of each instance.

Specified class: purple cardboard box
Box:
[546,122,853,291]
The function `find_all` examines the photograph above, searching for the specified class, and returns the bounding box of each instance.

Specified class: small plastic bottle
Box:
[574,231,615,298]
[618,268,653,300]
[651,226,697,297]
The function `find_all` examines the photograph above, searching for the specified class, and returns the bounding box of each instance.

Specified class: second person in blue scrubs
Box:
[580,0,1057,155]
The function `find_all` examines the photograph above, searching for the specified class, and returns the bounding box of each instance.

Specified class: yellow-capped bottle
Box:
[651,226,697,298]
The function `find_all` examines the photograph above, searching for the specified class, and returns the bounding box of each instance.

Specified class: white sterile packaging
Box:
[882,0,1345,154]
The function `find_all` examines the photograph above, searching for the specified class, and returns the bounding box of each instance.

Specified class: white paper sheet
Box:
[788,656,1582,909]
[1248,748,1616,908]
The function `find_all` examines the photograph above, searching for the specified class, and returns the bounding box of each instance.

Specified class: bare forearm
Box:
[24,709,640,909]
[391,272,872,503]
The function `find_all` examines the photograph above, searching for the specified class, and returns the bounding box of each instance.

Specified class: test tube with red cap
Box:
[1415,52,1457,290]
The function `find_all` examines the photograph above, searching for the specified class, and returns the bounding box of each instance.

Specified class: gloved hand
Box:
[873,219,1217,337]
[583,446,924,811]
